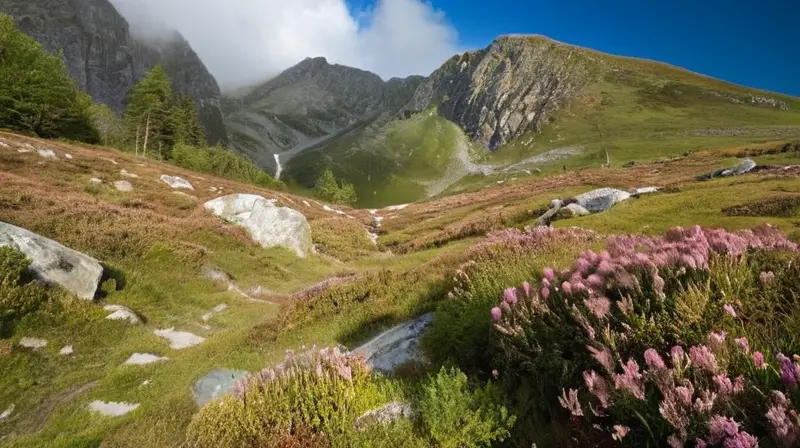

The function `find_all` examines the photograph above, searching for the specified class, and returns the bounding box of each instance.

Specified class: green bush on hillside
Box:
[0,14,98,143]
[310,217,378,262]
[314,168,358,206]
[171,143,282,189]
[0,247,53,336]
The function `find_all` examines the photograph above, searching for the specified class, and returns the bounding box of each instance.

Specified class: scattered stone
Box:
[140,380,152,387]
[204,194,312,257]
[0,222,104,300]
[575,188,631,213]
[160,175,194,190]
[60,345,74,355]
[64,154,73,160]
[19,338,47,350]
[697,158,757,181]
[302,200,311,207]
[551,199,564,209]
[322,205,346,215]
[89,178,103,184]
[88,401,139,417]
[102,158,118,165]
[563,203,591,217]
[192,369,248,406]
[113,181,133,192]
[384,204,410,211]
[104,305,142,325]
[0,404,14,420]
[201,304,228,322]
[0,140,8,148]
[17,148,33,153]
[354,401,414,429]
[37,149,57,159]
[154,328,205,349]
[635,187,661,195]
[120,169,139,179]
[353,313,433,373]
[124,353,168,365]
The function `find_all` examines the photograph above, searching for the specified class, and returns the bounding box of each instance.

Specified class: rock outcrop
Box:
[204,194,312,257]
[574,188,632,213]
[160,175,194,190]
[697,158,758,181]
[0,221,103,300]
[353,313,433,373]
[0,0,227,145]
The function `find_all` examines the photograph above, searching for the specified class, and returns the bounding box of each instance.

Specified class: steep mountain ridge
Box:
[0,0,228,145]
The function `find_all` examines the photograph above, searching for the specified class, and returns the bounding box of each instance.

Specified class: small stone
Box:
[89,178,103,184]
[113,181,133,193]
[153,328,205,349]
[19,338,47,350]
[59,345,74,355]
[635,187,661,195]
[201,304,228,322]
[64,154,74,160]
[0,140,10,148]
[37,149,57,159]
[17,148,33,153]
[140,380,152,387]
[0,404,15,420]
[160,175,194,190]
[120,169,139,179]
[102,158,118,165]
[124,353,168,365]
[104,305,142,325]
[88,401,139,417]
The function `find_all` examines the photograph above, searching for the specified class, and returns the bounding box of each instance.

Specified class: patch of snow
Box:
[60,345,74,355]
[38,149,57,159]
[124,353,168,365]
[153,328,206,350]
[201,304,228,322]
[0,404,14,420]
[88,401,139,417]
[19,338,47,350]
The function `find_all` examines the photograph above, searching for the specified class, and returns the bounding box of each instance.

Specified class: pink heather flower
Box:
[671,346,685,367]
[500,301,511,313]
[584,296,611,319]
[543,267,555,281]
[541,287,550,299]
[667,433,685,448]
[675,384,694,406]
[660,397,690,430]
[694,390,717,414]
[760,271,775,284]
[612,425,630,441]
[777,353,800,386]
[572,281,588,294]
[734,337,750,354]
[573,306,595,339]
[588,344,614,374]
[733,376,744,394]
[690,345,719,373]
[724,431,758,448]
[653,274,666,297]
[707,331,727,350]
[521,281,532,298]
[576,258,591,273]
[503,287,518,305]
[617,295,634,315]
[583,370,610,409]
[561,281,573,296]
[645,348,666,370]
[586,274,605,290]
[614,358,645,400]
[766,399,798,444]
[541,278,551,288]
[491,307,502,322]
[752,352,767,369]
[696,439,708,448]
[724,304,737,317]
[558,388,583,417]
[713,374,735,396]
[708,415,740,444]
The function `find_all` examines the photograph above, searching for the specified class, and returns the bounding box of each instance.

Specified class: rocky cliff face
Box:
[410,35,595,150]
[0,0,228,145]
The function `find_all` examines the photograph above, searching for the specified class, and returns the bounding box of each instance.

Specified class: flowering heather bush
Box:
[187,346,392,447]
[489,224,800,446]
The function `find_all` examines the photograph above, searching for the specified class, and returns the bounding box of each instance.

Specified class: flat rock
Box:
[154,328,205,349]
[104,305,141,325]
[354,401,414,429]
[204,194,312,257]
[160,175,194,190]
[113,181,133,192]
[0,221,103,300]
[201,304,228,322]
[192,369,249,406]
[635,187,661,195]
[697,158,758,180]
[19,337,47,350]
[124,353,168,365]
[59,345,74,355]
[353,313,433,373]
[38,149,57,159]
[88,401,139,417]
[575,188,631,213]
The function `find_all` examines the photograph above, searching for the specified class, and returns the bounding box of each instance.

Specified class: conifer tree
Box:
[124,65,172,157]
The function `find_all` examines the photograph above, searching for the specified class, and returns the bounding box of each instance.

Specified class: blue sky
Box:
[350,0,799,96]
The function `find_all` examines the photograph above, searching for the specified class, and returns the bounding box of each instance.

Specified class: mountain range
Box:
[4,0,800,207]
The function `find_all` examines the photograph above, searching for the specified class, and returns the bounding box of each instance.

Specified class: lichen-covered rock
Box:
[160,175,194,190]
[697,158,757,181]
[575,188,631,213]
[204,194,312,257]
[0,221,103,300]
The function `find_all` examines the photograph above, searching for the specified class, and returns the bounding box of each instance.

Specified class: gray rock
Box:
[153,328,205,349]
[120,169,138,178]
[89,177,103,184]
[0,221,103,300]
[354,401,414,429]
[59,345,74,355]
[563,203,591,217]
[38,149,57,159]
[124,353,168,365]
[635,187,661,195]
[104,305,141,325]
[697,158,758,181]
[160,175,194,190]
[19,337,47,350]
[113,180,133,192]
[88,401,139,417]
[353,313,433,373]
[204,194,312,257]
[575,188,631,213]
[192,369,248,406]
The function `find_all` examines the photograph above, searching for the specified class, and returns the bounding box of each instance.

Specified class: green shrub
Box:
[722,195,800,217]
[310,217,377,262]
[418,367,515,448]
[171,143,282,189]
[313,168,357,206]
[0,247,52,336]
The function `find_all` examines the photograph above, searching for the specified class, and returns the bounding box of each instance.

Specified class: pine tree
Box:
[124,65,172,157]
[313,168,358,206]
[0,14,98,142]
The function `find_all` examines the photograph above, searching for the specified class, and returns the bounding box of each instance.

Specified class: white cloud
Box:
[110,0,461,89]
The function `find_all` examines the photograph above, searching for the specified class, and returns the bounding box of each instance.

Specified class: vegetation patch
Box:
[722,195,800,217]
[311,217,377,262]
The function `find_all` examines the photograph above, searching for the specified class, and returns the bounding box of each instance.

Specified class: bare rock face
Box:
[0,0,227,145]
[409,35,595,150]
[0,221,103,300]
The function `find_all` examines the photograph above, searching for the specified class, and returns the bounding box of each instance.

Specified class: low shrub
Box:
[0,247,53,336]
[722,195,800,217]
[171,143,282,189]
[310,217,377,262]
[488,224,800,446]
